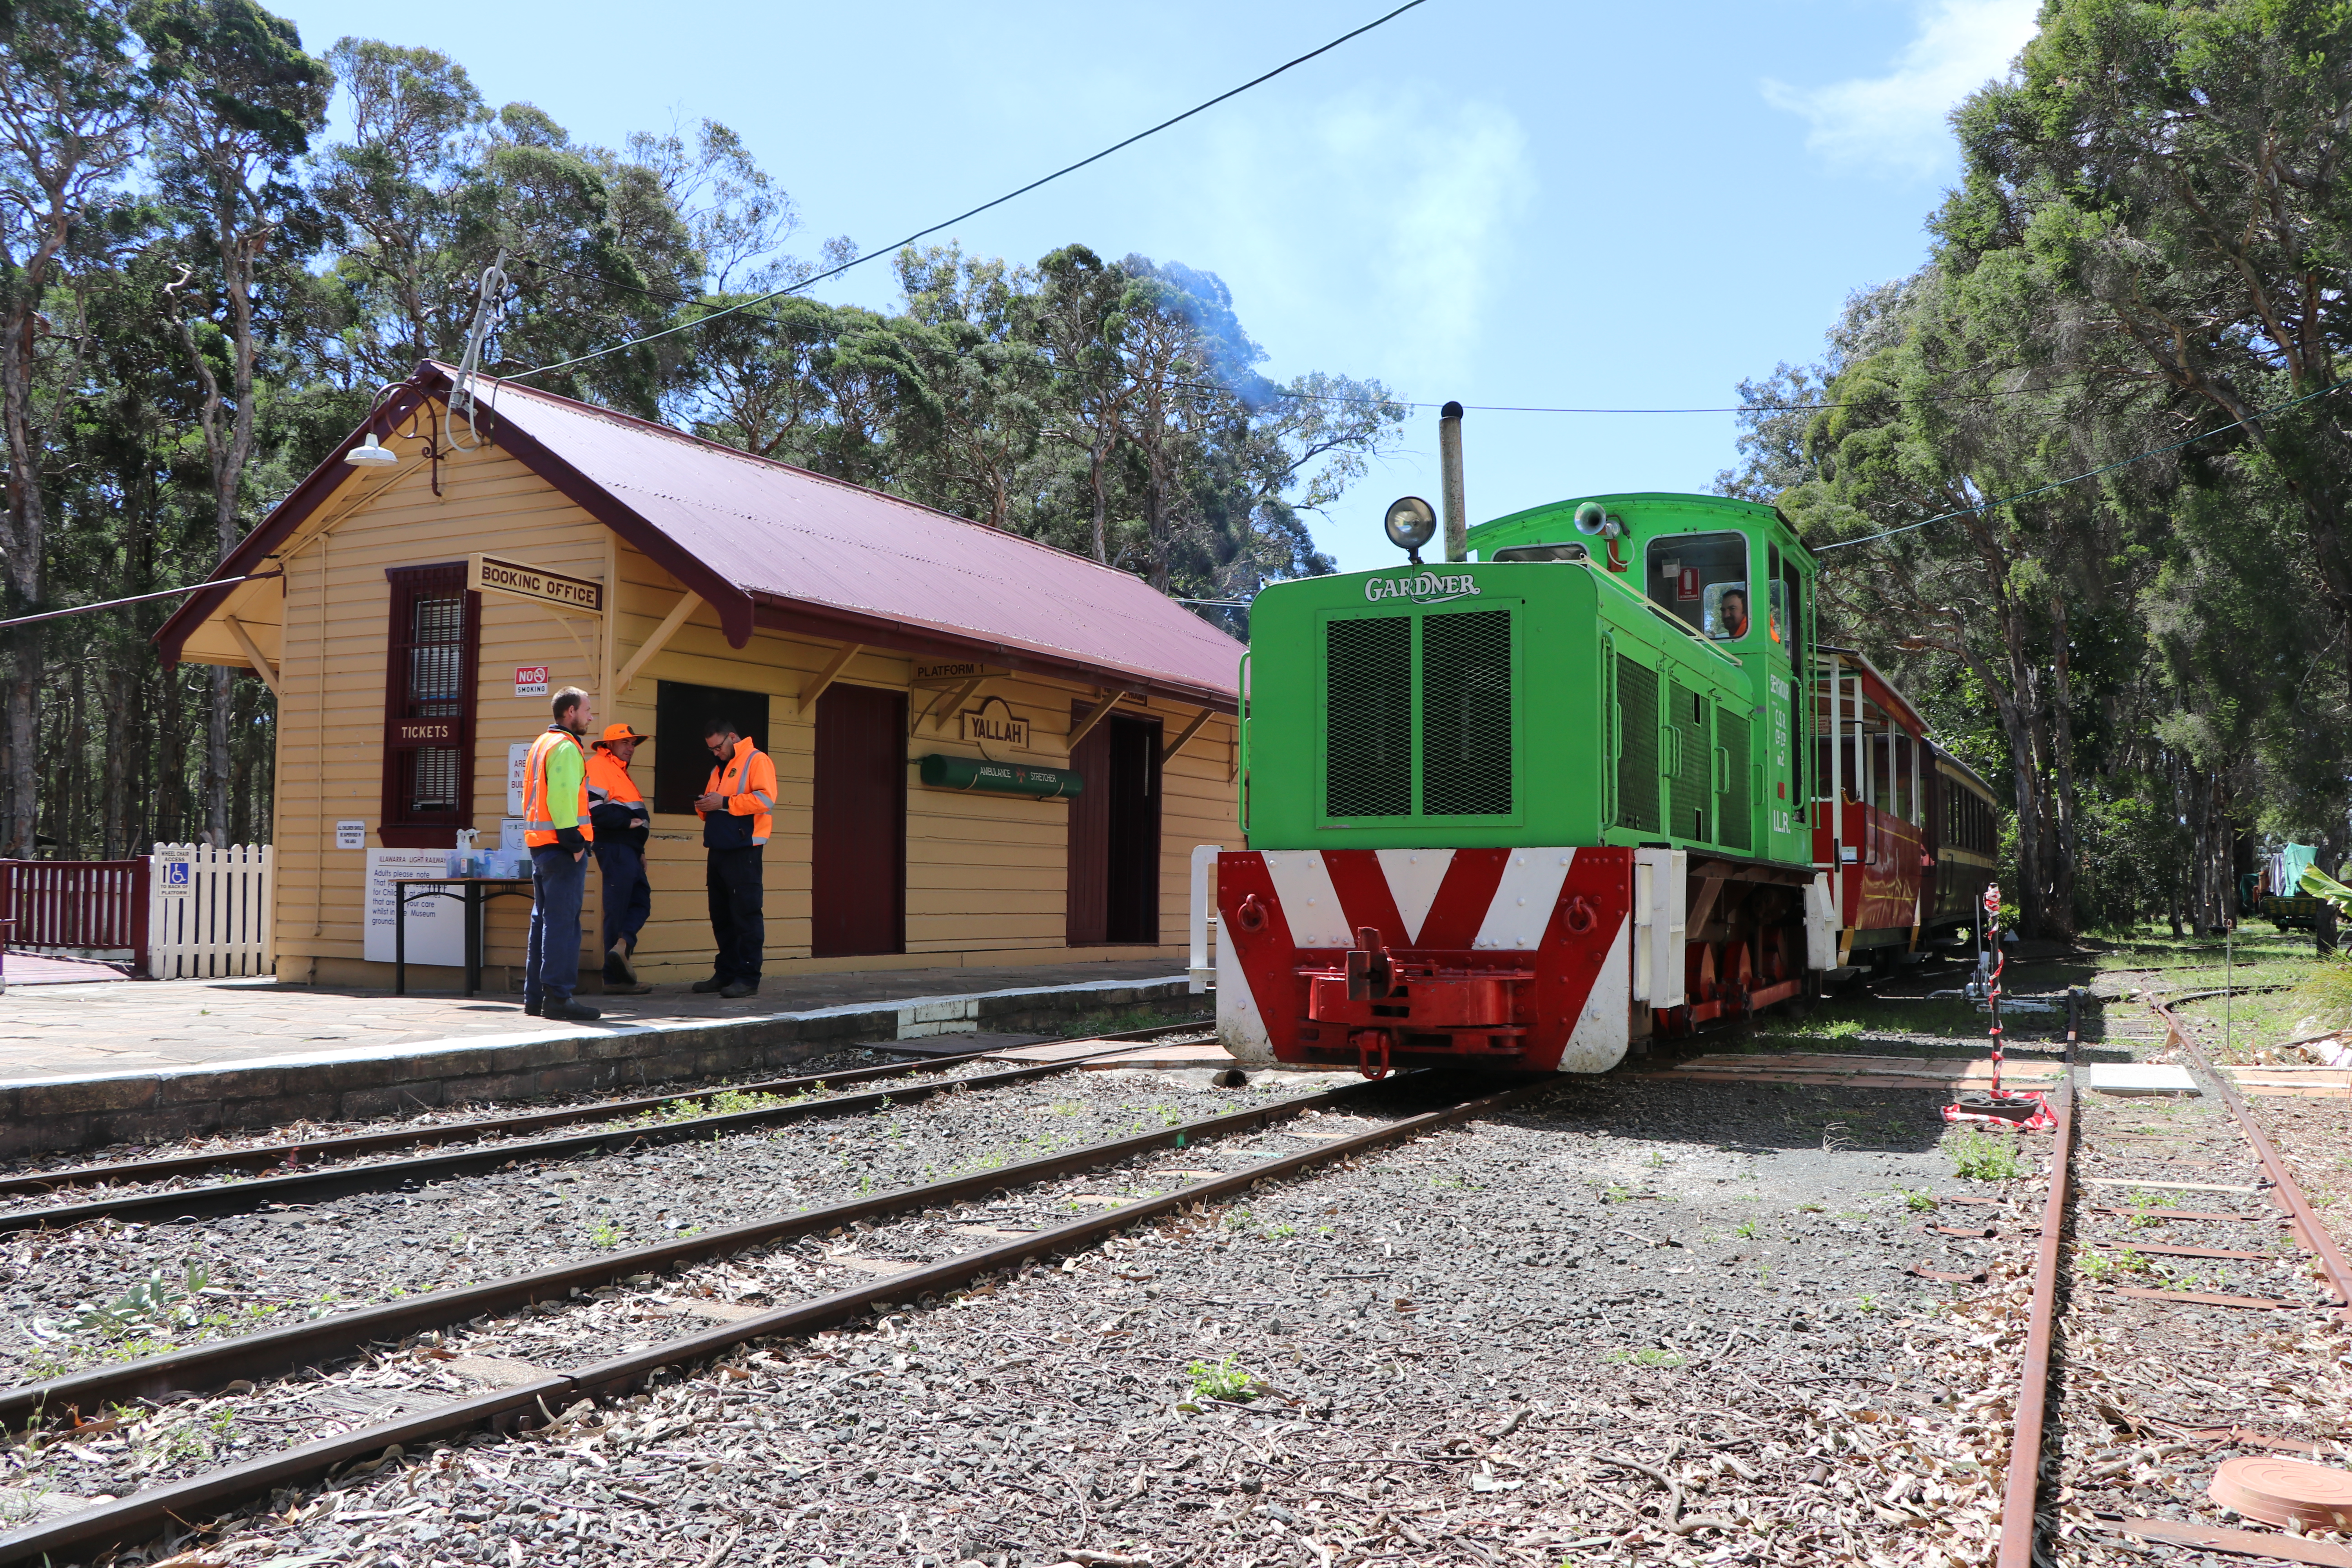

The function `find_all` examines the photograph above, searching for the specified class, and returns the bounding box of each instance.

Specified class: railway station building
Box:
[156,363,1246,991]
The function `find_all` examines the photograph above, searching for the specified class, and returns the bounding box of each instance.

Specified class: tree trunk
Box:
[206,664,231,845]
[6,617,36,859]
[2045,595,2081,933]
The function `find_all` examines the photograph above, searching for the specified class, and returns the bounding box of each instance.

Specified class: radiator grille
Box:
[1718,704,1751,850]
[1325,615,1414,817]
[1614,655,1660,832]
[1667,678,1710,842]
[1420,610,1514,816]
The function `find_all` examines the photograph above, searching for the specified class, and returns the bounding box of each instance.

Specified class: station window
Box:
[378,562,481,848]
[1646,532,1750,641]
[652,680,771,815]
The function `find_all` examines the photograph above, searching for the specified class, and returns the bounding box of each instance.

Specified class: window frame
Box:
[377,561,483,848]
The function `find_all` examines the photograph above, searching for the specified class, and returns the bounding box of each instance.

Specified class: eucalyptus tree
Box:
[310,37,490,384]
[136,0,328,844]
[1940,0,2352,694]
[0,0,142,857]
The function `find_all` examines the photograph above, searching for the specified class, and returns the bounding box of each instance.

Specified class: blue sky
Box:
[269,0,2038,573]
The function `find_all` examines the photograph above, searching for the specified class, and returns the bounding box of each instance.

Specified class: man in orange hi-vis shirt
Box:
[692,715,774,999]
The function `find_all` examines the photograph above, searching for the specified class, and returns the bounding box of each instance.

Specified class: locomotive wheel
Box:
[1688,942,1719,1004]
[1726,940,1755,1018]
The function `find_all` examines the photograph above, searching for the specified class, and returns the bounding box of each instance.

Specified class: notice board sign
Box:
[363,847,465,966]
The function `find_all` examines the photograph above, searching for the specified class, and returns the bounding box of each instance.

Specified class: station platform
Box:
[0,959,1199,1161]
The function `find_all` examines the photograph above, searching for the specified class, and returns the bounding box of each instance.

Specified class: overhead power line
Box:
[1816,379,2349,554]
[513,0,1434,383]
[1179,378,2098,417]
[0,571,284,632]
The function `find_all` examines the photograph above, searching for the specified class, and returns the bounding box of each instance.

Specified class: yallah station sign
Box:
[467,554,603,614]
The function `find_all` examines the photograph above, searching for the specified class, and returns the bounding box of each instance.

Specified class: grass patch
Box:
[1945,1129,2029,1181]
[1604,1348,1688,1368]
[1185,1355,1258,1401]
[1051,1005,1206,1040]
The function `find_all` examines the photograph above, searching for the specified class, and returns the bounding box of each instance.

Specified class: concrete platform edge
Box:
[0,974,1191,1161]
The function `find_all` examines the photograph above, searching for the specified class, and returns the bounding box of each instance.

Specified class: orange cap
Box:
[595,723,651,749]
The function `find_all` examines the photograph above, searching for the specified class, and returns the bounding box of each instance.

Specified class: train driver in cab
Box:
[1711,587,1750,640]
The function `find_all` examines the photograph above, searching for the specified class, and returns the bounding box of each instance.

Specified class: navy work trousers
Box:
[706,846,764,984]
[593,838,652,954]
[526,844,588,1007]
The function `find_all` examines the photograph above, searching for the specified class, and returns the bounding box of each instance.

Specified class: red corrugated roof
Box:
[477,372,1242,701]
[158,363,1245,710]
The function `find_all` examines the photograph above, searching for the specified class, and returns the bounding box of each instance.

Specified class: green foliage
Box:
[1726,0,2352,939]
[1946,1129,2028,1182]
[1185,1356,1258,1402]
[0,11,1402,856]
[1602,1348,1687,1368]
[2290,955,2352,1024]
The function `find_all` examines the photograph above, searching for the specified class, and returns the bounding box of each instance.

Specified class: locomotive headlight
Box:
[1383,495,1438,561]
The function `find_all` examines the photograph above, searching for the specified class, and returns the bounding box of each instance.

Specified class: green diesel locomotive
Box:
[1194,490,1999,1076]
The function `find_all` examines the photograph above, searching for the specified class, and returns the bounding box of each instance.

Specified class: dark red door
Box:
[1067,708,1161,945]
[1066,713,1111,946]
[812,684,905,958]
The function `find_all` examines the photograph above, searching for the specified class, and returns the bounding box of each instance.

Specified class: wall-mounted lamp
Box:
[344,432,399,468]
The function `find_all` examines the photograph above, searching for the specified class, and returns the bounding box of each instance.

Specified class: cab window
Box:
[1646,532,1749,641]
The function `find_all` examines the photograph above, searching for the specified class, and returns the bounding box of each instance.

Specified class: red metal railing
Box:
[0,858,149,958]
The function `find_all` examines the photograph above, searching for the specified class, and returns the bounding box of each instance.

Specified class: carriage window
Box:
[1646,532,1749,641]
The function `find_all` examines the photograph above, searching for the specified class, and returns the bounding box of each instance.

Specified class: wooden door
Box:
[812,684,905,958]
[1104,715,1163,943]
[1067,706,1160,946]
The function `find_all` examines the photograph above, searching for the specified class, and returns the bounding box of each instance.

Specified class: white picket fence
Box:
[147,843,275,980]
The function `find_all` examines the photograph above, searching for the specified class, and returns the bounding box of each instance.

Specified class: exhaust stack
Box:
[1438,400,1467,562]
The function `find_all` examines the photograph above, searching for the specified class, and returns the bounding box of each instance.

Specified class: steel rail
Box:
[0,1020,1207,1200]
[0,1070,1423,1432]
[1994,989,2078,1568]
[0,1032,1205,1236]
[0,1074,1555,1567]
[2151,1000,2352,1321]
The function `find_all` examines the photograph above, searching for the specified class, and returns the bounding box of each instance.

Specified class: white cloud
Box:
[1180,90,1535,390]
[1762,0,2038,178]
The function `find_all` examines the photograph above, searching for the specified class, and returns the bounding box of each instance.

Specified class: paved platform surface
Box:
[2,953,131,986]
[0,959,1189,1083]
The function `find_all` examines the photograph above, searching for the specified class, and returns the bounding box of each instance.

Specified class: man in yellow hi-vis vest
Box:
[522,686,600,1022]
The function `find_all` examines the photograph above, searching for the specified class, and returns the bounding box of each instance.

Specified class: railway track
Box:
[1989,989,2352,1567]
[0,1067,1545,1565]
[0,1020,1212,1204]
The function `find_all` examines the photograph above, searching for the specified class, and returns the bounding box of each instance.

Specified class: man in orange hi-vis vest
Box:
[692,714,775,999]
[522,686,600,1022]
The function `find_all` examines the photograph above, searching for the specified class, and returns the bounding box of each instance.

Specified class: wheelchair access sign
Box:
[157,849,193,898]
